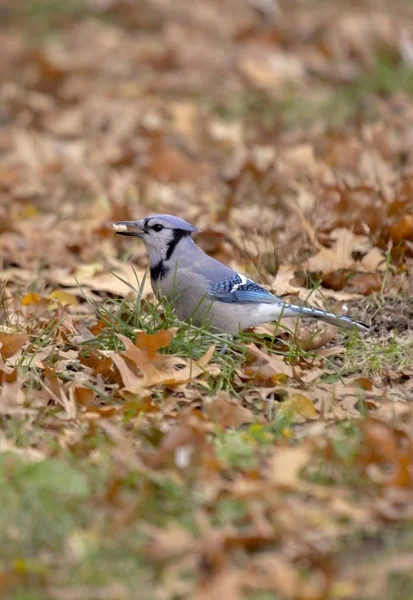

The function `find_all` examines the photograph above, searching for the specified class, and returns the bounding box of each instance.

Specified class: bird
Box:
[113,214,369,334]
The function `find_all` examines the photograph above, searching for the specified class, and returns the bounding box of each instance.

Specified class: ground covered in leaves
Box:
[2,1,413,598]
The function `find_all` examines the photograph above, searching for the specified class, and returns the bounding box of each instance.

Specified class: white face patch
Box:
[144,226,175,265]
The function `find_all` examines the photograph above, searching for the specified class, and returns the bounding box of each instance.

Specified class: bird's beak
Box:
[112,220,145,238]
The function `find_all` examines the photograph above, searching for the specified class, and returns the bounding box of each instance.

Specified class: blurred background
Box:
[3,3,413,599]
[2,0,413,296]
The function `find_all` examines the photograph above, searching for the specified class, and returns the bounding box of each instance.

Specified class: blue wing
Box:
[208,273,279,304]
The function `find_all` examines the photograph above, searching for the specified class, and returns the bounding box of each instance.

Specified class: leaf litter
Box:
[2,1,413,598]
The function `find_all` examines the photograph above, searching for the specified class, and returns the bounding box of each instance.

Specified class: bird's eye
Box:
[152,224,164,232]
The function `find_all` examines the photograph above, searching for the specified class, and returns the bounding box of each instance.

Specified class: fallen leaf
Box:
[80,350,113,376]
[239,48,304,89]
[50,262,150,298]
[346,272,381,294]
[268,444,312,488]
[205,392,254,427]
[48,289,79,306]
[245,344,294,378]
[141,419,214,470]
[0,332,28,359]
[143,523,194,560]
[294,323,339,350]
[279,393,318,422]
[21,292,41,306]
[145,144,207,183]
[113,333,216,392]
[43,366,77,419]
[358,419,413,488]
[135,329,177,359]
[306,228,385,275]
[194,569,243,600]
[388,214,413,243]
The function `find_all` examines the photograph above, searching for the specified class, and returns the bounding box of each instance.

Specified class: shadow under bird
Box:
[113,214,369,334]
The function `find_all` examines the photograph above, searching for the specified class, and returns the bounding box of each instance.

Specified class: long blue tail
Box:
[283,303,369,332]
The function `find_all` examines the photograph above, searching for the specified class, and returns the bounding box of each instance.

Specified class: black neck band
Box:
[165,230,191,261]
[151,261,169,280]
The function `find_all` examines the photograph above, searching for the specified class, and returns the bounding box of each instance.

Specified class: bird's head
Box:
[113,214,199,266]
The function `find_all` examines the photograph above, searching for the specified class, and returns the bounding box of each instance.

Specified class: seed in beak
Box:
[113,223,129,232]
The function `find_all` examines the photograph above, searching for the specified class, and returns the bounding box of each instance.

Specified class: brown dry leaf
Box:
[282,145,323,179]
[73,386,95,407]
[0,332,28,359]
[0,354,17,383]
[145,144,207,184]
[0,209,16,234]
[268,444,312,488]
[156,343,217,387]
[135,328,178,359]
[141,418,215,470]
[244,362,291,385]
[272,265,363,303]
[359,419,413,488]
[239,48,304,89]
[245,344,294,378]
[279,393,318,422]
[0,380,26,413]
[79,350,113,377]
[194,570,243,600]
[245,553,299,598]
[43,366,77,419]
[388,214,413,243]
[111,353,141,391]
[113,333,216,392]
[306,228,385,274]
[346,272,382,294]
[143,523,194,560]
[51,262,150,298]
[294,323,339,350]
[205,392,254,427]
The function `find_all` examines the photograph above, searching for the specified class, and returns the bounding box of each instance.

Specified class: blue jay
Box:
[113,214,368,334]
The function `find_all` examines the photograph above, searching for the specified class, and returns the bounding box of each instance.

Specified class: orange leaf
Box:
[356,377,373,391]
[89,320,108,336]
[388,214,413,243]
[113,336,216,392]
[80,351,113,376]
[0,332,28,359]
[43,366,62,400]
[74,387,95,406]
[135,329,177,359]
[21,293,41,306]
[0,353,17,383]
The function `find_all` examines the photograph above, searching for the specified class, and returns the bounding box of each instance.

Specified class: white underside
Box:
[202,301,294,333]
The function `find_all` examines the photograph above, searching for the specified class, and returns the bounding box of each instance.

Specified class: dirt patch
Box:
[348,294,413,338]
